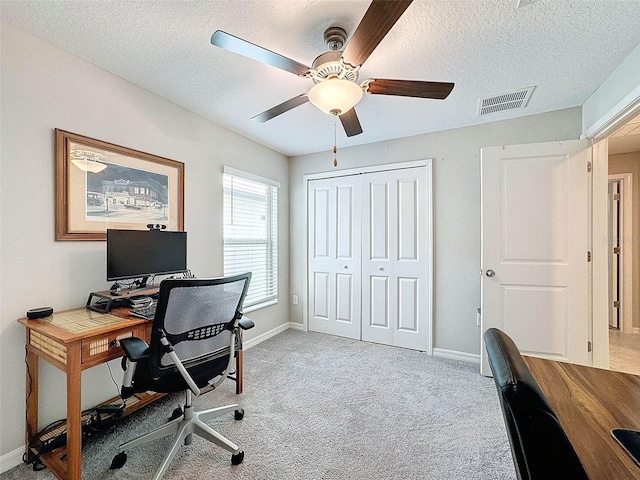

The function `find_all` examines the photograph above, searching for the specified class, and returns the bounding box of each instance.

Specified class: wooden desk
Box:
[525,356,640,480]
[19,307,244,480]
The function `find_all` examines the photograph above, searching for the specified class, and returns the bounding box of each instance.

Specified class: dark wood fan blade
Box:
[339,108,363,137]
[251,94,309,122]
[211,30,311,76]
[365,79,454,99]
[342,0,413,67]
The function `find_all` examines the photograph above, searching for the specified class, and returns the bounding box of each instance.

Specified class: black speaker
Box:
[27,307,53,319]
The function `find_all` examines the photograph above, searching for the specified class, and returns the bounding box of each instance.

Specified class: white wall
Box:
[0,23,289,458]
[289,107,583,357]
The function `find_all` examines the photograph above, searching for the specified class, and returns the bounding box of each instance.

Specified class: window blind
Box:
[223,169,278,308]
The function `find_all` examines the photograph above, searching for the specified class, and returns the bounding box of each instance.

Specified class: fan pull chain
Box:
[333,115,338,167]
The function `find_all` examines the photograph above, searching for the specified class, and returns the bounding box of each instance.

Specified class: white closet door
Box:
[361,166,431,351]
[308,176,362,339]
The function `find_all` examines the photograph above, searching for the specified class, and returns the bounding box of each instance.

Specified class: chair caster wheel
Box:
[110,452,127,469]
[169,407,183,421]
[234,408,244,420]
[231,450,244,465]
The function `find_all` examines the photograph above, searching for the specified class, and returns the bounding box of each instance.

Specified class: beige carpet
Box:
[3,330,515,480]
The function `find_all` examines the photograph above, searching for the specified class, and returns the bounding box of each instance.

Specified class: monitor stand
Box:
[86,282,159,313]
[127,277,151,294]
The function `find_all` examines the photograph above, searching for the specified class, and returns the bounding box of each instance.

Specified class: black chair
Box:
[483,328,588,480]
[110,273,254,480]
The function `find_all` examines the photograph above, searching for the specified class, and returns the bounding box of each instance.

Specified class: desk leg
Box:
[66,343,82,480]
[25,346,39,462]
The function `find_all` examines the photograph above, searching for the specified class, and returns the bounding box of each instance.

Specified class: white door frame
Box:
[303,159,433,352]
[608,173,633,334]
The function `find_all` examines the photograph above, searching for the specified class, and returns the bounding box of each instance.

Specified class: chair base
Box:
[112,392,244,480]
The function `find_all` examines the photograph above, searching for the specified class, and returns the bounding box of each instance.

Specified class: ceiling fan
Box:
[210,0,454,138]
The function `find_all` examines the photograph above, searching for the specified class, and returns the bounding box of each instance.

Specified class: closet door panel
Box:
[369,276,390,328]
[398,277,419,332]
[362,167,431,351]
[362,174,394,345]
[312,272,330,320]
[308,177,361,339]
[392,167,431,351]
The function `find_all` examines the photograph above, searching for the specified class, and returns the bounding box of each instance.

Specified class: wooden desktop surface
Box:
[524,356,640,480]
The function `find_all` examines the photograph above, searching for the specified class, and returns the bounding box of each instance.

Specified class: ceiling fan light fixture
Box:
[308,78,363,116]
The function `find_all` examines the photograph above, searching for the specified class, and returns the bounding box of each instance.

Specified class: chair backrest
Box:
[483,328,588,480]
[148,273,251,385]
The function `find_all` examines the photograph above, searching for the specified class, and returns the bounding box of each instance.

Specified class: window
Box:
[223,167,279,309]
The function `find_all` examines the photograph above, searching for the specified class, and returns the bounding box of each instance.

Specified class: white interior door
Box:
[480,140,591,375]
[308,176,361,339]
[361,167,431,351]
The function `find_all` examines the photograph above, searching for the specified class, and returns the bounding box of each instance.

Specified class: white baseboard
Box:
[243,321,302,350]
[1,446,24,474]
[0,321,303,475]
[248,326,479,365]
[433,348,480,364]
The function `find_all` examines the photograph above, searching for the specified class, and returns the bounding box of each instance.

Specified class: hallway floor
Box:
[609,329,640,376]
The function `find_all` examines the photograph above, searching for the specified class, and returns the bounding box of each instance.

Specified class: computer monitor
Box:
[107,229,187,288]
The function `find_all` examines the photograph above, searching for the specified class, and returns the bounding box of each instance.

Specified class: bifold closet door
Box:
[361,167,431,351]
[307,176,362,339]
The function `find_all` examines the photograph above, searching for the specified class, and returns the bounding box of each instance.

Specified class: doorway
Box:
[608,178,621,330]
[607,174,632,332]
[607,112,640,375]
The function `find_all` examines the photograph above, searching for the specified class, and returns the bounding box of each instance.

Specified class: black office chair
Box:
[110,273,254,480]
[483,328,588,480]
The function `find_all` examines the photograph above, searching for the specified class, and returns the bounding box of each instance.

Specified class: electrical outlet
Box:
[292,295,299,305]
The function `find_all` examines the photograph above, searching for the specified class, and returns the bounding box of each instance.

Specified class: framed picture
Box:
[55,129,184,240]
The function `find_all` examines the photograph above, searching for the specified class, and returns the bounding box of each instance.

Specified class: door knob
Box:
[485,269,495,277]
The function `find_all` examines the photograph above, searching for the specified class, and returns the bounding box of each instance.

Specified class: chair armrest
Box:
[119,337,149,362]
[238,316,254,330]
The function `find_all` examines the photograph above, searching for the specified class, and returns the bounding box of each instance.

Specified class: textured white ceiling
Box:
[2,0,640,157]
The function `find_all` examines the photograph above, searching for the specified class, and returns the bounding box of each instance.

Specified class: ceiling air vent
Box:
[478,86,535,116]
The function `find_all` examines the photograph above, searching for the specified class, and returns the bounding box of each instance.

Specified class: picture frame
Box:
[55,129,185,240]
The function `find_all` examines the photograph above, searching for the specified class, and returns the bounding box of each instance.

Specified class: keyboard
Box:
[130,303,156,320]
